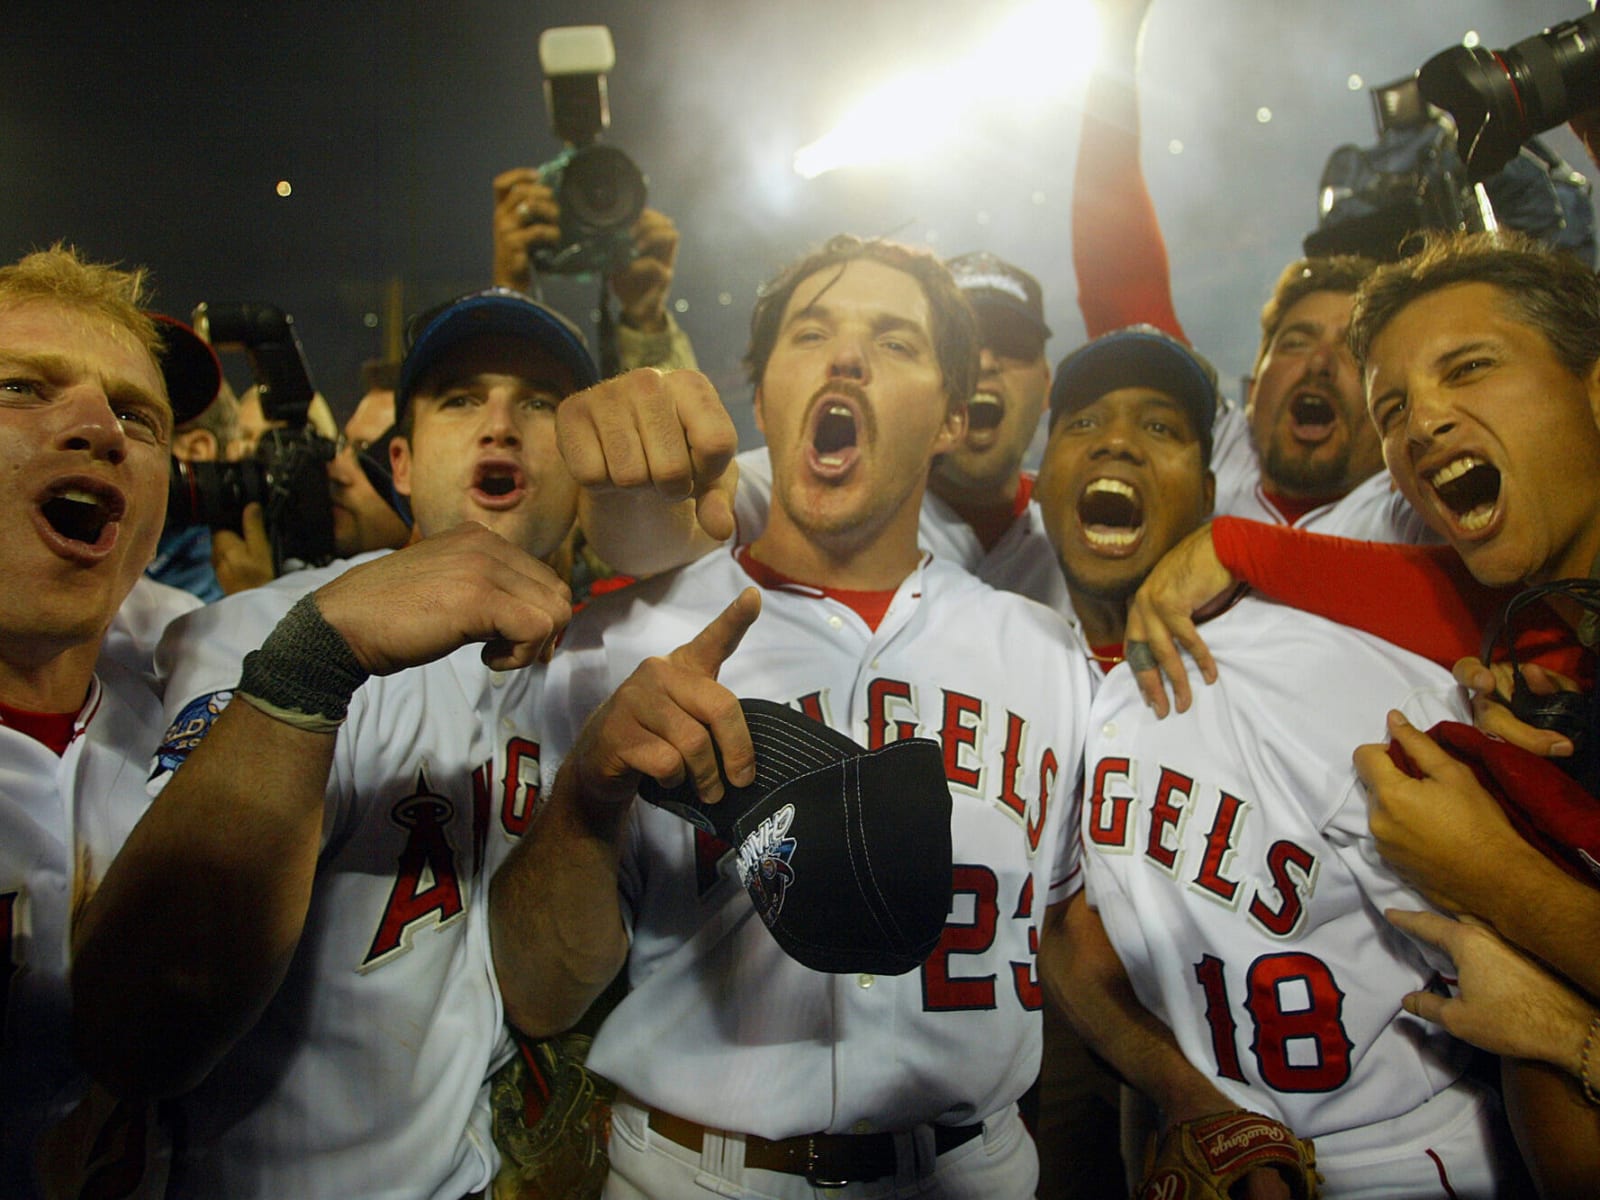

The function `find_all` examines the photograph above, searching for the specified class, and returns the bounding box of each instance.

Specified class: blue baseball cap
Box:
[1049,324,1219,463]
[395,288,599,426]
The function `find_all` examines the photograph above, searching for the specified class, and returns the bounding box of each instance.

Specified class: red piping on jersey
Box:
[735,545,901,632]
[1258,488,1330,527]
[1425,1148,1459,1199]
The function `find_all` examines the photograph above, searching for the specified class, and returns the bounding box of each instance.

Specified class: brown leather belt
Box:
[644,1106,983,1187]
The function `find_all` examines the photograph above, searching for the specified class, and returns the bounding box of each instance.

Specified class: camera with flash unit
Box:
[530,25,647,276]
[166,302,337,573]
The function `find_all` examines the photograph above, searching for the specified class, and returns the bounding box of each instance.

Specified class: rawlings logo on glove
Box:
[1139,1109,1320,1200]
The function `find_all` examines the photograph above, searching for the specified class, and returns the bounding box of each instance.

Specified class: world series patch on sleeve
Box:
[1139,1109,1320,1200]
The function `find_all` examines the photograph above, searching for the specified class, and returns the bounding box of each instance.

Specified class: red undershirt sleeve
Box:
[1210,517,1503,668]
[1073,51,1187,344]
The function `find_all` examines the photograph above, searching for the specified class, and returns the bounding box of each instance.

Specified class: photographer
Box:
[1074,0,1425,543]
[324,359,411,560]
[144,315,234,602]
[493,167,697,373]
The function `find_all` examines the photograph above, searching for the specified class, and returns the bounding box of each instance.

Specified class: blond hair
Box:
[0,243,161,359]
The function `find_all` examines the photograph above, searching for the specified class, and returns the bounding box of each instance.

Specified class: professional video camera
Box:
[1304,70,1595,265]
[1302,77,1493,262]
[1418,10,1600,182]
[166,302,337,573]
[530,24,647,275]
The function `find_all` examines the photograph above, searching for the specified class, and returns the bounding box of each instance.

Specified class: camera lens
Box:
[1419,12,1600,180]
[166,458,266,533]
[558,145,646,237]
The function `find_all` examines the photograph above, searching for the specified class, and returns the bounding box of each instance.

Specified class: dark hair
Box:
[1253,254,1378,375]
[362,357,401,393]
[743,235,979,413]
[1349,229,1600,376]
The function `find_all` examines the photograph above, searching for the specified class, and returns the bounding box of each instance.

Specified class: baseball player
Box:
[1073,0,1433,547]
[491,236,1095,1200]
[69,290,590,1199]
[0,247,204,1198]
[1060,596,1522,1197]
[575,249,1069,611]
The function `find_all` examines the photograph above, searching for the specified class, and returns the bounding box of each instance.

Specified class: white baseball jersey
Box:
[1083,595,1511,1193]
[1208,404,1435,543]
[733,446,1071,614]
[2,658,167,1199]
[148,553,542,1199]
[541,548,1093,1142]
[101,574,202,691]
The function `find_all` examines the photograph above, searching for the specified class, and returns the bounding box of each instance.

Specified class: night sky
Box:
[7,0,1590,447]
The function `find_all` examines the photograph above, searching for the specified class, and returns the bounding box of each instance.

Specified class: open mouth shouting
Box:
[1287,389,1339,443]
[966,390,1005,443]
[35,477,125,561]
[1077,476,1145,555]
[805,393,864,479]
[471,459,527,509]
[1427,452,1502,535]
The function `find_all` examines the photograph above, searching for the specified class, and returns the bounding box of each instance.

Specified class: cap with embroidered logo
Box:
[945,250,1052,346]
[640,698,954,976]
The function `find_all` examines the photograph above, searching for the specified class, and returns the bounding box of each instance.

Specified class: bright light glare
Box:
[1463,30,1481,49]
[793,0,1102,179]
[275,180,293,197]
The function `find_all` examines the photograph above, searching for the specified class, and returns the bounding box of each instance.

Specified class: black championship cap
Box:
[640,699,954,976]
[945,250,1052,345]
[1049,324,1220,459]
[149,313,223,427]
[395,288,599,427]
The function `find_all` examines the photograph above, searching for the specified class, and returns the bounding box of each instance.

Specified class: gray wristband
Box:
[237,593,370,733]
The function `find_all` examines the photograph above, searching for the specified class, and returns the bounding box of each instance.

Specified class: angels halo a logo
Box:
[735,803,798,927]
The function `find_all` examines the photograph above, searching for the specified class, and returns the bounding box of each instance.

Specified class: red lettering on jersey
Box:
[939,690,983,788]
[795,691,827,724]
[501,737,540,836]
[1009,875,1043,1010]
[1145,767,1194,872]
[1029,747,1056,854]
[363,771,465,967]
[865,679,916,749]
[0,891,15,1043]
[922,865,999,1011]
[1086,757,1133,847]
[1193,790,1247,903]
[1194,953,1246,1082]
[1245,951,1353,1092]
[1247,841,1318,937]
[998,711,1030,825]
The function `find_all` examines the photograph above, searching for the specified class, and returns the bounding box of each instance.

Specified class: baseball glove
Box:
[1138,1109,1319,1200]
[490,1031,615,1200]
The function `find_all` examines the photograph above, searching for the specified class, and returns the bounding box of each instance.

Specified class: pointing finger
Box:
[671,588,761,679]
